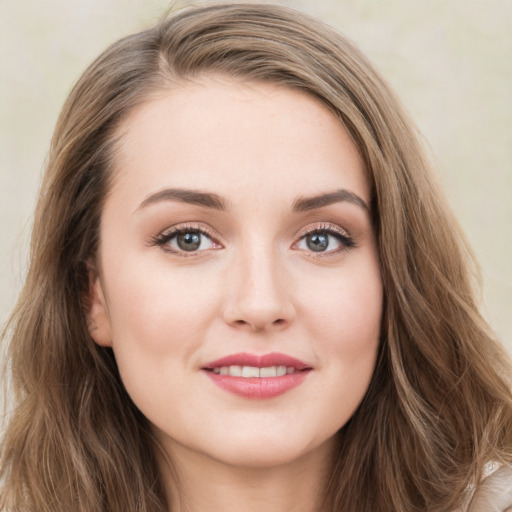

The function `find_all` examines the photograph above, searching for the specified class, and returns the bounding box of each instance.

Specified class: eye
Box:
[294,224,356,255]
[151,225,222,255]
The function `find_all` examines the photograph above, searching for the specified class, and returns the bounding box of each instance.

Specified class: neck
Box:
[157,438,334,512]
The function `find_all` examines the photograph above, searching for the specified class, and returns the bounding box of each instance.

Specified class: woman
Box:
[1,3,511,511]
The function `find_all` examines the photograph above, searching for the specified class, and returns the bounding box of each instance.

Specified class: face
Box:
[88,77,382,470]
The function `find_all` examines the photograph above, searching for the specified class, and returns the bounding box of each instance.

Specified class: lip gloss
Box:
[202,352,312,399]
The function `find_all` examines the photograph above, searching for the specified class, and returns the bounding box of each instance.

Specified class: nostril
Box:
[230,317,287,331]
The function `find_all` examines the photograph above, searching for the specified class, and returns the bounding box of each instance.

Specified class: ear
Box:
[86,265,113,347]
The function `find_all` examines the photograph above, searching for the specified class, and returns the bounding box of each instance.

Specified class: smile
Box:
[212,365,297,377]
[202,352,312,399]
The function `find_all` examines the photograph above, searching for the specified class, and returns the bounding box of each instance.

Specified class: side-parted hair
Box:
[2,3,511,511]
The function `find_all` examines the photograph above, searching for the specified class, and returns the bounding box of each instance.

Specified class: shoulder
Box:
[467,463,512,512]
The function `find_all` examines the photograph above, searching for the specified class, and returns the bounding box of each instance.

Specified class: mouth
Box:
[209,365,300,377]
[202,352,312,399]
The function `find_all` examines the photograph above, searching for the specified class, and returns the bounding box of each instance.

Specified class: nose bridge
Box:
[223,237,294,331]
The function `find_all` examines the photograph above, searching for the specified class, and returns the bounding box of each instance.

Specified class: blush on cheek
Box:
[311,298,381,352]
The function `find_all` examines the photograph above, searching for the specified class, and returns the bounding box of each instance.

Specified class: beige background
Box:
[1,0,511,354]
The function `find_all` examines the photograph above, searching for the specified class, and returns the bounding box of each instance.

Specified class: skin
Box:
[88,76,383,512]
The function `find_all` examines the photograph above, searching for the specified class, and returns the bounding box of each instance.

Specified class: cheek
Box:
[301,258,382,408]
[104,256,219,350]
[100,256,223,408]
[303,260,382,350]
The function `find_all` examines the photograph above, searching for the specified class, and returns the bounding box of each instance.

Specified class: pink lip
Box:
[202,352,312,399]
[203,352,311,370]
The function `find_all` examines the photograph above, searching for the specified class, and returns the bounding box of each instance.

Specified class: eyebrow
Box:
[138,188,227,211]
[137,187,369,214]
[292,189,370,213]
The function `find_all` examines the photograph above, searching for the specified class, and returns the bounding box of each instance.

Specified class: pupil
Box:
[307,233,328,252]
[177,232,201,251]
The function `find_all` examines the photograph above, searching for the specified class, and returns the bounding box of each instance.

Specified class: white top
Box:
[463,463,512,512]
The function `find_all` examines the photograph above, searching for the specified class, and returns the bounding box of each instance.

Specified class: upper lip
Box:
[203,352,311,370]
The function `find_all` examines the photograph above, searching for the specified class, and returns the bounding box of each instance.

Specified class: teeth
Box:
[242,366,260,378]
[229,365,243,377]
[215,365,297,378]
[259,366,277,378]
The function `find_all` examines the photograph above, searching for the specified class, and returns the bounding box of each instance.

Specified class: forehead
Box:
[108,76,368,209]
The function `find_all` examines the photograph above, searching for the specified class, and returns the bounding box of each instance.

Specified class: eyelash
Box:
[150,222,356,257]
[294,222,356,257]
[150,223,221,257]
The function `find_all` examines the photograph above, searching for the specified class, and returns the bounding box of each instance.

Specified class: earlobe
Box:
[86,267,113,347]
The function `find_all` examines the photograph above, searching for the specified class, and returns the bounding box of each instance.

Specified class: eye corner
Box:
[149,222,224,257]
[292,222,356,257]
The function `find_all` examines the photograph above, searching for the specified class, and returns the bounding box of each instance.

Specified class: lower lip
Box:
[204,370,310,399]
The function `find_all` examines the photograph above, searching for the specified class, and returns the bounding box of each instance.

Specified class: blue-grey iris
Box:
[306,233,329,252]
[177,232,201,251]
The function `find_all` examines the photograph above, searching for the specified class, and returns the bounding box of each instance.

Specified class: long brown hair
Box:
[2,3,511,511]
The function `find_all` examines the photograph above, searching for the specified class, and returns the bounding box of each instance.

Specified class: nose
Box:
[221,245,295,333]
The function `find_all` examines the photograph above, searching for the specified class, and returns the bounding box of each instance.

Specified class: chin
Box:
[195,427,336,470]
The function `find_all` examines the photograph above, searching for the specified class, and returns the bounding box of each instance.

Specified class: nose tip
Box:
[231,315,289,333]
[222,267,295,333]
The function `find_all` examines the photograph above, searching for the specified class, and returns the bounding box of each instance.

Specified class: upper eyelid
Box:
[150,222,222,248]
[294,222,351,239]
[150,224,223,258]
[151,221,354,248]
[292,222,356,254]
[159,222,217,238]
